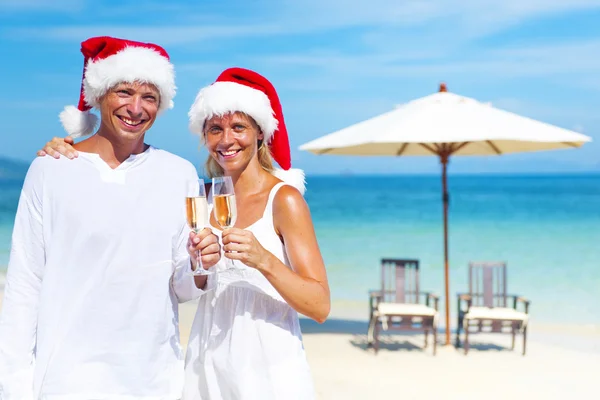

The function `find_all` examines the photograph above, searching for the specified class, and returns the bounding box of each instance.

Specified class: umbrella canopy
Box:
[299,84,592,346]
[300,84,590,157]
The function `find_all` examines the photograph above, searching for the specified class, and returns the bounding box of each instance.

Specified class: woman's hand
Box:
[37,136,78,159]
[187,228,221,271]
[221,227,273,271]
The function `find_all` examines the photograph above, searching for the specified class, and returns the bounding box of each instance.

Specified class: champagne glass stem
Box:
[221,235,232,269]
[193,229,213,275]
[195,239,204,272]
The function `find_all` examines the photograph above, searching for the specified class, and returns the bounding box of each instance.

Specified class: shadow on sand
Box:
[300,317,433,353]
[300,317,516,354]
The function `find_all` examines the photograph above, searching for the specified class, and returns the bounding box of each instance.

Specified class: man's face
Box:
[98,81,160,141]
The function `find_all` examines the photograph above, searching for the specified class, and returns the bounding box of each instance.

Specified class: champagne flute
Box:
[212,176,238,270]
[185,178,213,275]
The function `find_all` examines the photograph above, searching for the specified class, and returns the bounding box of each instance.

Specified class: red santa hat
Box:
[60,36,176,138]
[188,67,306,194]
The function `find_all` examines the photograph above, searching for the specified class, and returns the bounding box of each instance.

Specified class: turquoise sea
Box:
[1,174,599,326]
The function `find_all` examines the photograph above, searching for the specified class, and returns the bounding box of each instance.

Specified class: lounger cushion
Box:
[465,306,528,322]
[377,303,438,317]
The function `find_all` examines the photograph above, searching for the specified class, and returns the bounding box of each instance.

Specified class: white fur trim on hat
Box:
[84,46,176,113]
[272,168,306,195]
[59,105,99,138]
[188,81,278,142]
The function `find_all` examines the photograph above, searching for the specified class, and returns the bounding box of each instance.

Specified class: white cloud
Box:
[7,24,284,45]
[247,38,600,85]
[271,0,600,39]
[5,1,600,44]
[0,99,68,110]
[6,1,599,86]
[440,0,600,37]
[0,0,83,11]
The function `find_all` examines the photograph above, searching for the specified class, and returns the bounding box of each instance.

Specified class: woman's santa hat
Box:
[60,36,176,138]
[188,67,306,194]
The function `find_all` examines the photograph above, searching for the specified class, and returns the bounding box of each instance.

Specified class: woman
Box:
[38,67,330,399]
[183,67,330,399]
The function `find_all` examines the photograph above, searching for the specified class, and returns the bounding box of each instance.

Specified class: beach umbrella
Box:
[299,84,592,346]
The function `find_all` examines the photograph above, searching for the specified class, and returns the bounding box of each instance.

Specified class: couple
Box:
[0,36,330,399]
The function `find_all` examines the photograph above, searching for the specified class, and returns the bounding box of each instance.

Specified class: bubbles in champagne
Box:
[213,194,237,228]
[186,196,208,232]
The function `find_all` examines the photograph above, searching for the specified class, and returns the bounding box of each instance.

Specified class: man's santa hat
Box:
[60,36,176,138]
[188,67,306,194]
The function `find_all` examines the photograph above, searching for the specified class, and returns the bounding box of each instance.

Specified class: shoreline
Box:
[1,282,598,344]
[178,299,600,355]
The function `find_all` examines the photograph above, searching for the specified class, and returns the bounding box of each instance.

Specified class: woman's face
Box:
[204,112,264,173]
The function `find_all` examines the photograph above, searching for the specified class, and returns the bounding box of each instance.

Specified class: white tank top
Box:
[212,182,291,301]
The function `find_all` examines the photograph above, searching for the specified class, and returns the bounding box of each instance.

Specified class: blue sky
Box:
[1,0,599,175]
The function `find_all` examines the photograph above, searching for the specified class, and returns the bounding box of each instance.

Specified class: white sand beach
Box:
[178,301,600,400]
[301,320,600,400]
[1,293,598,399]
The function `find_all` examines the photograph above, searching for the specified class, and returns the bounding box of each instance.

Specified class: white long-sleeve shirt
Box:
[0,146,205,399]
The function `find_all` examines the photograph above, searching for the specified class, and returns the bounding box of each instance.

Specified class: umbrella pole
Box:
[441,154,451,346]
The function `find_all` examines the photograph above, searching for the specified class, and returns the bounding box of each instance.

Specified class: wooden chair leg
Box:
[511,325,516,350]
[455,315,462,348]
[433,325,438,356]
[374,320,380,354]
[367,315,377,347]
[424,328,429,349]
[464,321,470,355]
[522,326,527,356]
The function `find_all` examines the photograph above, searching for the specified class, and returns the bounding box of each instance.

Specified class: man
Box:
[0,36,219,399]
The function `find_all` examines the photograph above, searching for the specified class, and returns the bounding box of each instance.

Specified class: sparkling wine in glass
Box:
[212,176,238,269]
[185,179,212,275]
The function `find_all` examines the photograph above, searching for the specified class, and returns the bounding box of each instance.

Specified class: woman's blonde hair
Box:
[203,112,274,178]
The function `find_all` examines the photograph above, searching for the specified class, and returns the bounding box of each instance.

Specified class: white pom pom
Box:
[59,105,98,138]
[271,168,306,195]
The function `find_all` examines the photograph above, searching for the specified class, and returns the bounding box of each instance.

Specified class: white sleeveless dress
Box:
[182,183,315,400]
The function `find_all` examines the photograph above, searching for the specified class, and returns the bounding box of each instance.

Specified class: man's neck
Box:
[75,130,148,169]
